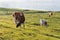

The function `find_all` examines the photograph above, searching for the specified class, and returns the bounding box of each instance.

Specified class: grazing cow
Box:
[40,19,48,26]
[49,12,53,17]
[13,11,25,28]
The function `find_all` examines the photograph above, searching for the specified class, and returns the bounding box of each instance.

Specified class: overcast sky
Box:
[0,0,60,11]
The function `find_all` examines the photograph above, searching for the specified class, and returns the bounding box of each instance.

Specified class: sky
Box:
[0,0,60,11]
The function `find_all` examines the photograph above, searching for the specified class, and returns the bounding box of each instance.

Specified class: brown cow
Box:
[13,11,25,28]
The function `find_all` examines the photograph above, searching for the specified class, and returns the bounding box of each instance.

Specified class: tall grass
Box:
[0,8,60,40]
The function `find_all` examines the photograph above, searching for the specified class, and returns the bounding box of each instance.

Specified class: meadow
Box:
[0,8,60,40]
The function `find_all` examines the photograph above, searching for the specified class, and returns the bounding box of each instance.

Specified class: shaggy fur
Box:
[13,11,25,28]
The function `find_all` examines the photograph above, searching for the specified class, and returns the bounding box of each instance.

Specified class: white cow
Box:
[40,19,48,26]
[49,12,53,17]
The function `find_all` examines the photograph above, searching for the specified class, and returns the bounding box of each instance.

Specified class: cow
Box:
[13,11,25,28]
[40,19,48,27]
[49,12,53,17]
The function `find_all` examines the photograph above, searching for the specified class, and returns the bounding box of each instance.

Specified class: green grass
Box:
[0,9,60,40]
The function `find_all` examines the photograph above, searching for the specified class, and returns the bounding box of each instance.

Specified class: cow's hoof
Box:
[16,26,19,28]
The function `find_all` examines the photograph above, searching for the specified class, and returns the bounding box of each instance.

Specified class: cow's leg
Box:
[15,19,21,28]
[22,23,25,29]
[16,23,21,28]
[15,20,21,28]
[15,20,18,28]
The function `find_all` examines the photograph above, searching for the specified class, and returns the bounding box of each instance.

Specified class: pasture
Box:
[0,8,60,40]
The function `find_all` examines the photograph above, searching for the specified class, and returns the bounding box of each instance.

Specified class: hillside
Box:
[0,8,60,40]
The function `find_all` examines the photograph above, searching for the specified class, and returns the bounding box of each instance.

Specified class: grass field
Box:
[0,8,60,40]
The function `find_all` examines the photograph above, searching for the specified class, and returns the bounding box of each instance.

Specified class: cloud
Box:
[0,0,52,2]
[0,0,27,2]
[30,0,52,2]
[0,0,52,10]
[0,0,60,11]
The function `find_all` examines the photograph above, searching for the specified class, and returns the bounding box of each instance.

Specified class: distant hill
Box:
[0,7,59,13]
[0,8,22,11]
